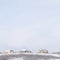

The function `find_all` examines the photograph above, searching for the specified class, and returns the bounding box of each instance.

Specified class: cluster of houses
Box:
[0,49,60,54]
[0,49,48,54]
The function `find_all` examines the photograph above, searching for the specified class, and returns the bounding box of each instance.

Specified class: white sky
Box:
[0,0,60,52]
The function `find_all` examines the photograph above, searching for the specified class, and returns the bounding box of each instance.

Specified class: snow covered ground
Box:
[8,59,60,60]
[8,58,24,60]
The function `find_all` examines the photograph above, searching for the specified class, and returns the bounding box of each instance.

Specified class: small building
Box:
[20,49,32,53]
[52,51,60,54]
[4,50,14,54]
[38,49,48,53]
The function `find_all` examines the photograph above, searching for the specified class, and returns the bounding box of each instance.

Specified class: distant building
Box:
[20,49,32,53]
[38,49,48,53]
[4,50,14,54]
[52,51,60,54]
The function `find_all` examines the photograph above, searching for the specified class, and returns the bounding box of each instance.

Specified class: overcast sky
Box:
[0,0,60,52]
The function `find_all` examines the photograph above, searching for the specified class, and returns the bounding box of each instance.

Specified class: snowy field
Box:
[8,58,24,60]
[8,59,60,60]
